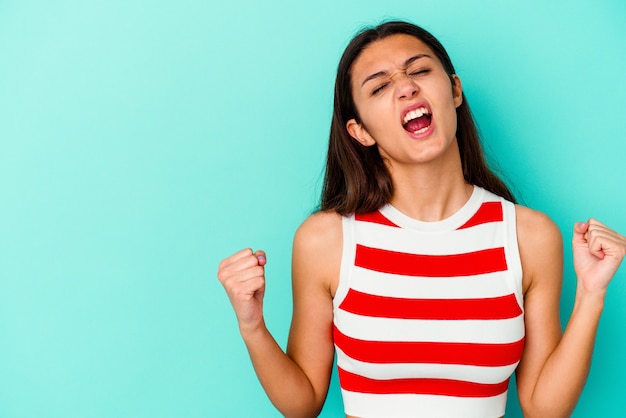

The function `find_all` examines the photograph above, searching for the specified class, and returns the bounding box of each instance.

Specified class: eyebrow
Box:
[360,54,432,87]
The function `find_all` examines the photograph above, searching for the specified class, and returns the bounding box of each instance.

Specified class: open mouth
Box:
[402,106,432,135]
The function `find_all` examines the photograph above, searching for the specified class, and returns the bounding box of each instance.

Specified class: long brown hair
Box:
[320,21,515,215]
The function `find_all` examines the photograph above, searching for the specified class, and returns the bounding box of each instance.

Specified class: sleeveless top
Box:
[332,186,525,418]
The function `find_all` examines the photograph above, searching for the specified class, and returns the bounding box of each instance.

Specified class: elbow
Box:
[281,406,324,418]
[276,395,326,418]
[520,398,576,418]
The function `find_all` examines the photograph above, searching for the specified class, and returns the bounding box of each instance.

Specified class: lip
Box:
[401,101,434,140]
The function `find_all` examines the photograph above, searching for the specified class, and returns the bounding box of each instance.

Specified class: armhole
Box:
[503,200,524,312]
[333,215,354,311]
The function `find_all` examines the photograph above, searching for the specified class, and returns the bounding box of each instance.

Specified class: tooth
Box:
[404,110,419,124]
[404,107,432,125]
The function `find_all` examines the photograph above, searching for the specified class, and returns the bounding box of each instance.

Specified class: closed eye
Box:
[409,68,431,76]
[372,83,389,96]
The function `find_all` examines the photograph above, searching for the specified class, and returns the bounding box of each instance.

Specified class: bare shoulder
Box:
[293,211,343,261]
[516,205,561,241]
[515,205,563,292]
[292,211,343,295]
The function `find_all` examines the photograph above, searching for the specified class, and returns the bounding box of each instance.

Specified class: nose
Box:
[394,73,418,100]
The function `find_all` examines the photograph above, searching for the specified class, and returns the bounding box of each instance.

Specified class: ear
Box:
[346,119,376,146]
[452,75,463,108]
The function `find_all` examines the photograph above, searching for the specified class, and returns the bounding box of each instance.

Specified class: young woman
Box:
[217,21,626,418]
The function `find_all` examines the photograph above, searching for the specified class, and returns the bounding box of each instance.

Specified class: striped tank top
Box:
[333,186,525,418]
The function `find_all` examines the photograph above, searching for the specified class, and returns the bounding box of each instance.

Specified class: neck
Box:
[387,145,472,222]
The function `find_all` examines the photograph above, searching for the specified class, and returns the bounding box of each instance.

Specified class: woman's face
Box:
[346,34,463,169]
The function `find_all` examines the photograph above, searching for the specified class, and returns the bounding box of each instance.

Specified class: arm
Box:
[515,208,626,417]
[217,212,341,418]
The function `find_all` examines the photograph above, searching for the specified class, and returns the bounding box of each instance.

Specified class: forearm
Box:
[241,322,322,418]
[525,290,605,417]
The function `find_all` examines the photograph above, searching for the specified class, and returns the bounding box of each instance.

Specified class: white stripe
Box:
[502,200,524,310]
[336,347,519,384]
[342,390,507,418]
[375,186,488,233]
[354,221,505,256]
[334,311,525,344]
[335,216,356,309]
[346,266,519,300]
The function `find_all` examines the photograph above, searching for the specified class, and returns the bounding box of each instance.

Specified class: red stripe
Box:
[355,211,400,227]
[458,201,503,229]
[355,245,507,277]
[334,326,525,367]
[339,289,522,320]
[338,367,510,397]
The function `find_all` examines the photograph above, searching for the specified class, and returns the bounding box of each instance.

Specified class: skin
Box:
[217,34,626,418]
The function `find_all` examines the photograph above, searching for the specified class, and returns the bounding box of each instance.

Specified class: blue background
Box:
[1,0,625,416]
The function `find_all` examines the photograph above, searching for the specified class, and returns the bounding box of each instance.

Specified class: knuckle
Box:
[218,270,237,287]
[218,257,228,270]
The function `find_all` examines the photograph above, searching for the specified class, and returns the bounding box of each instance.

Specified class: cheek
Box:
[444,110,459,139]
[361,102,395,131]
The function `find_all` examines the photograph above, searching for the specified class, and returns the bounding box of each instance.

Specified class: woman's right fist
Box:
[217,248,267,332]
